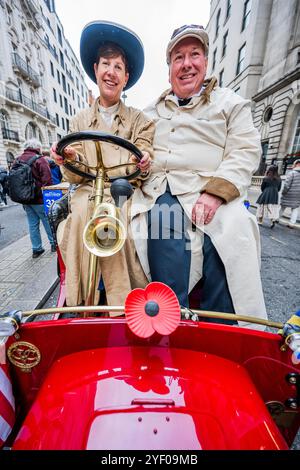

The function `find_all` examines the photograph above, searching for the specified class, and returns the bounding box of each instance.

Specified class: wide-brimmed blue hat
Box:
[80,20,144,91]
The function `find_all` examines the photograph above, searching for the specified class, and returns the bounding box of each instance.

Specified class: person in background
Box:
[46,156,62,185]
[51,21,154,307]
[130,24,266,329]
[13,139,56,258]
[256,165,282,228]
[280,159,300,228]
[0,166,9,207]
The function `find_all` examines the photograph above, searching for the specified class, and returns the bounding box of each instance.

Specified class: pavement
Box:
[0,186,298,315]
[0,225,58,314]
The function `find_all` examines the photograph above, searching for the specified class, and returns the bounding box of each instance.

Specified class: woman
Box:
[256,165,282,228]
[51,21,154,307]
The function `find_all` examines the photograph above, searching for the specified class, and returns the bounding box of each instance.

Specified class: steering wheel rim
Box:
[56,131,142,181]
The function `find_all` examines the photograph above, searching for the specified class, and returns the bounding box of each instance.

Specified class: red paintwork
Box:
[56,247,66,309]
[7,318,300,450]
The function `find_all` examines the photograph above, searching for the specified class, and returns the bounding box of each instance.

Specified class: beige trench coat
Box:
[130,85,267,329]
[59,98,154,307]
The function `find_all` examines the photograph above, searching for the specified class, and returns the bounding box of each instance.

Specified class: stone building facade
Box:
[206,0,300,174]
[0,0,89,169]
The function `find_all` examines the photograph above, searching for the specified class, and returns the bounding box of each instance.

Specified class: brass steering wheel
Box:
[56,130,142,181]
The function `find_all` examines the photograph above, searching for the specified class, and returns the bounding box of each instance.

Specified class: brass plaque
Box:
[7,341,41,372]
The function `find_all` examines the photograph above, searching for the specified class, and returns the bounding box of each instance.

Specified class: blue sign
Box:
[43,189,63,215]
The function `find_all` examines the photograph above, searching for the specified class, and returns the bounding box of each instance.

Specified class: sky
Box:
[55,0,211,109]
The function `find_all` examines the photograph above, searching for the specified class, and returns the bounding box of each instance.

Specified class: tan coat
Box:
[59,98,154,307]
[131,85,267,329]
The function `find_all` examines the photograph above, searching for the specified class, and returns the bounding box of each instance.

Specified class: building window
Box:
[225,0,231,21]
[236,43,246,75]
[64,97,69,115]
[222,31,228,58]
[57,70,60,84]
[62,74,66,93]
[263,106,273,123]
[61,117,65,130]
[66,118,69,132]
[72,89,75,100]
[6,151,15,169]
[60,50,64,69]
[67,83,70,96]
[291,115,300,154]
[212,48,217,71]
[215,9,221,39]
[235,87,241,95]
[57,26,63,46]
[50,60,54,77]
[77,95,80,108]
[25,122,40,140]
[53,88,57,102]
[242,0,251,31]
[59,94,63,107]
[69,105,72,116]
[76,77,79,90]
[0,110,10,132]
[219,69,224,87]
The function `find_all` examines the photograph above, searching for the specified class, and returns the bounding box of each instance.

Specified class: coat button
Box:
[171,128,175,132]
[166,170,169,173]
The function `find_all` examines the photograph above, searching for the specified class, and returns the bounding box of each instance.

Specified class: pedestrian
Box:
[0,166,9,207]
[47,157,62,185]
[12,139,56,258]
[131,24,266,329]
[51,21,154,307]
[280,159,300,228]
[256,165,282,228]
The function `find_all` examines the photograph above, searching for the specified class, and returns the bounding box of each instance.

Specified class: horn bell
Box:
[83,203,126,257]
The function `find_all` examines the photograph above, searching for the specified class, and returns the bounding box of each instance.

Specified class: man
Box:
[280,159,300,228]
[131,24,267,329]
[14,139,55,258]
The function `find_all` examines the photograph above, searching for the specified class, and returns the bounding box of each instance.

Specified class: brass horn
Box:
[83,202,126,257]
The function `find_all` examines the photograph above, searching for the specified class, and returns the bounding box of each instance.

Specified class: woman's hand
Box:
[51,143,77,166]
[192,193,223,226]
[130,151,152,174]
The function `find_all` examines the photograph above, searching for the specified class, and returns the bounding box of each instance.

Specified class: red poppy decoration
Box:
[125,282,181,338]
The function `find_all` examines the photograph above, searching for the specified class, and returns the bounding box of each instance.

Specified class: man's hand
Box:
[50,143,77,166]
[192,193,223,226]
[130,151,152,174]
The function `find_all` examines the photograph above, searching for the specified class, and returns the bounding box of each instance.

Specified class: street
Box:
[0,202,28,250]
[254,211,300,325]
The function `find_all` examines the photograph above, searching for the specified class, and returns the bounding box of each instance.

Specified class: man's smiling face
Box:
[169,37,208,99]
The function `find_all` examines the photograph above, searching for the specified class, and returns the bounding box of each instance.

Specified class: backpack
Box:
[8,155,40,204]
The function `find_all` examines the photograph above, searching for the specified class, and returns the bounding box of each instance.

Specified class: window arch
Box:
[6,151,15,169]
[0,109,10,131]
[291,111,300,155]
[25,122,43,142]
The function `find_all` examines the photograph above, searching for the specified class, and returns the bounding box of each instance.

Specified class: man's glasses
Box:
[171,24,205,40]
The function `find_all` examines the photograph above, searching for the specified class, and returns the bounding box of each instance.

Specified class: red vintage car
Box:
[1,133,299,451]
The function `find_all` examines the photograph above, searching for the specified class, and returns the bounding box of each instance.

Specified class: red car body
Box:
[5,314,299,450]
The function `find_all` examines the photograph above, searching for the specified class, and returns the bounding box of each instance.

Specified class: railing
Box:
[11,52,41,87]
[251,176,263,187]
[5,88,56,125]
[1,127,20,142]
